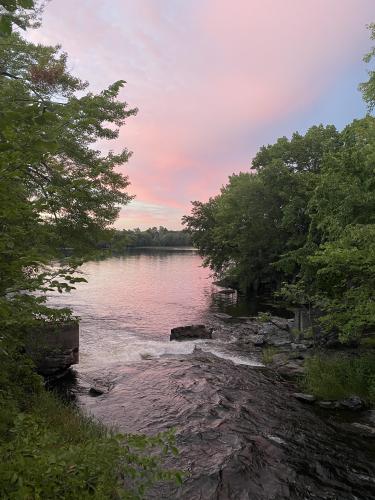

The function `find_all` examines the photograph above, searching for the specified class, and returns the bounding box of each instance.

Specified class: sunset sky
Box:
[30,0,374,229]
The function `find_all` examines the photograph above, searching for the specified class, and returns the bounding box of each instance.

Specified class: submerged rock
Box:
[213,312,233,321]
[89,386,105,396]
[292,393,316,403]
[170,324,213,341]
[339,395,364,411]
[351,423,375,437]
[318,400,340,409]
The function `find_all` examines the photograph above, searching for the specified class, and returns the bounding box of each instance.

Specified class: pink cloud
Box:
[28,0,373,228]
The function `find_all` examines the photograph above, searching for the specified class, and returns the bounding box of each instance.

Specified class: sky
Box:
[30,0,374,229]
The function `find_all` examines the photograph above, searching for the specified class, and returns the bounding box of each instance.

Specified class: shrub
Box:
[303,354,375,404]
[261,346,279,365]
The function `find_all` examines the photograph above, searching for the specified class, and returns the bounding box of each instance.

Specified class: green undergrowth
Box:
[0,340,182,499]
[303,354,375,405]
[261,346,279,365]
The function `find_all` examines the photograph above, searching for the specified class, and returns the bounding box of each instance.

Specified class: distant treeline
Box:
[106,226,192,251]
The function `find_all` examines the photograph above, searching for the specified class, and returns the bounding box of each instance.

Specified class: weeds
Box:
[261,346,279,365]
[304,354,375,404]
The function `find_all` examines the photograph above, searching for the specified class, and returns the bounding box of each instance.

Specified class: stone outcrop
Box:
[24,321,79,376]
[170,324,212,341]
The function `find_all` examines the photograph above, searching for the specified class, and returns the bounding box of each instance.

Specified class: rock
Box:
[292,393,316,403]
[238,334,265,346]
[290,343,308,351]
[271,353,288,366]
[24,321,79,376]
[253,335,266,347]
[170,324,213,341]
[318,401,339,409]
[89,386,105,396]
[288,352,305,360]
[351,423,375,437]
[213,312,232,320]
[270,317,290,331]
[269,339,291,347]
[339,395,364,411]
[280,361,305,376]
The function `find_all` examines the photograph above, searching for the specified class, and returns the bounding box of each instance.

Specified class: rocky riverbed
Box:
[72,315,375,499]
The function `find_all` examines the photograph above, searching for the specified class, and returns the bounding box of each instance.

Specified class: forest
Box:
[107,227,192,250]
[183,24,375,344]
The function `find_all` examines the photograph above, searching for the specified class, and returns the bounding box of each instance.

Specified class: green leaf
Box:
[0,15,13,35]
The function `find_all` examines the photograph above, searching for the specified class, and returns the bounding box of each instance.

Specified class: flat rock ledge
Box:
[170,324,213,341]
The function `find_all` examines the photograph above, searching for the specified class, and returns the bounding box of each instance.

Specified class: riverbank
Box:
[211,312,375,409]
[0,346,180,499]
[76,349,375,499]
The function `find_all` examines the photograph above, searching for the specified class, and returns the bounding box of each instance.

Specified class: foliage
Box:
[257,311,271,323]
[0,0,41,36]
[0,334,182,499]
[261,346,279,365]
[359,23,375,111]
[184,27,375,342]
[183,124,340,293]
[303,354,375,404]
[0,9,136,328]
[106,227,192,251]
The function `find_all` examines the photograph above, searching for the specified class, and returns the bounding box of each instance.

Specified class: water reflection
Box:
[48,249,290,371]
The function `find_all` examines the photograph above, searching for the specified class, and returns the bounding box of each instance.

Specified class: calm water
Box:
[48,248,255,371]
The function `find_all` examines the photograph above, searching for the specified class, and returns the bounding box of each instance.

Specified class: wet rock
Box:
[170,324,212,341]
[85,353,375,499]
[213,312,233,321]
[279,361,305,377]
[270,317,290,331]
[339,396,364,411]
[290,343,308,351]
[238,333,265,346]
[288,351,305,360]
[271,353,288,365]
[253,335,266,347]
[293,393,316,403]
[270,339,292,347]
[318,401,340,409]
[89,386,105,396]
[351,423,375,437]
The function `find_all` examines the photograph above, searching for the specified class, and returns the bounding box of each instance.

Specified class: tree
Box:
[183,125,339,294]
[359,23,375,111]
[0,24,136,329]
[289,117,375,341]
[0,0,40,36]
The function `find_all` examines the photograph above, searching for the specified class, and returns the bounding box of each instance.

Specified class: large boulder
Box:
[170,324,212,341]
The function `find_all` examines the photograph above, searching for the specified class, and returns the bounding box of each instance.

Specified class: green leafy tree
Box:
[290,117,375,341]
[184,125,339,294]
[0,29,136,328]
[359,23,375,111]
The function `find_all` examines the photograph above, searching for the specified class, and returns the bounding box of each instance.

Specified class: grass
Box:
[261,346,279,365]
[303,354,375,404]
[257,312,271,323]
[360,337,375,348]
